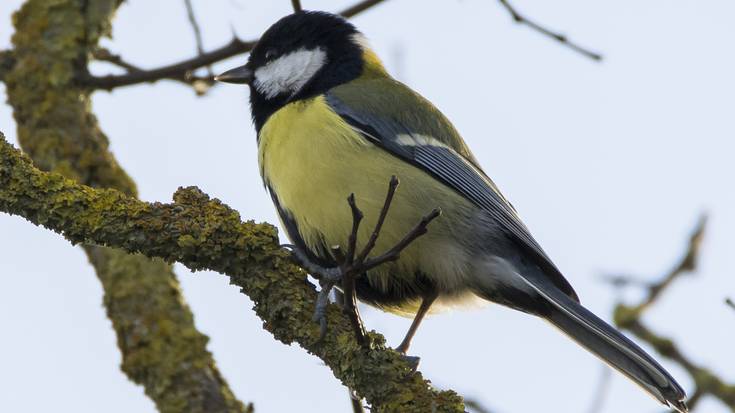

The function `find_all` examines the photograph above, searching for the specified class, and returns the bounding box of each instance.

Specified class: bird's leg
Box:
[393,292,437,370]
[286,176,442,347]
[395,292,438,354]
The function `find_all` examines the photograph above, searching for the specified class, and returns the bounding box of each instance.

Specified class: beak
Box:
[214,64,253,85]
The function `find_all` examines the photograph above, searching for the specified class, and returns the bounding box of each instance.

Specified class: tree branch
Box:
[5,1,248,411]
[81,0,389,90]
[183,0,213,80]
[83,37,254,90]
[0,133,466,413]
[612,216,735,411]
[496,0,602,61]
[291,0,303,12]
[340,0,388,18]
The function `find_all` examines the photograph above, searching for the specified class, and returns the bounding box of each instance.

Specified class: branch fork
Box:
[288,176,441,347]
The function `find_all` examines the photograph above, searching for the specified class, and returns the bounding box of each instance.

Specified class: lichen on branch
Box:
[4,1,248,411]
[0,133,465,413]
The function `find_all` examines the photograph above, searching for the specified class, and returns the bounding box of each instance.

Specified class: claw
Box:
[313,281,335,342]
[401,354,421,372]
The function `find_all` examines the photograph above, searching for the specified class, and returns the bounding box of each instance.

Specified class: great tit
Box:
[216,11,687,412]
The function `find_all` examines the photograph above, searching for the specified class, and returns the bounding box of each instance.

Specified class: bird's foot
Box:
[282,245,340,341]
[400,354,421,371]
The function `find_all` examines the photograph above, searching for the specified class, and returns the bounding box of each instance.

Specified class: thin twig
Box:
[291,0,303,12]
[726,297,735,313]
[635,214,707,313]
[356,176,399,264]
[464,398,495,413]
[620,317,735,407]
[611,214,735,410]
[92,48,143,72]
[183,0,212,76]
[346,194,364,266]
[337,247,369,346]
[598,273,652,289]
[496,0,602,61]
[81,0,389,90]
[585,367,612,413]
[363,208,441,271]
[82,37,253,90]
[340,0,387,18]
[289,176,441,348]
[686,387,705,411]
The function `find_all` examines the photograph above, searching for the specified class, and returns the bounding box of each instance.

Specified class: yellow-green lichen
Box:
[3,0,248,411]
[0,135,467,412]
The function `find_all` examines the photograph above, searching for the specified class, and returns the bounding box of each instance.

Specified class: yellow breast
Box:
[258,96,477,312]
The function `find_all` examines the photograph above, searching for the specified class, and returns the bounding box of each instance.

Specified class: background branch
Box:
[82,0,602,90]
[82,0,389,90]
[183,0,214,85]
[496,0,602,61]
[0,132,466,413]
[612,216,735,411]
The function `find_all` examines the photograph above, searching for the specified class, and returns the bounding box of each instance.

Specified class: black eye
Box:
[264,48,278,61]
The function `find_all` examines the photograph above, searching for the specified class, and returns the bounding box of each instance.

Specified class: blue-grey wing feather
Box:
[325,90,579,302]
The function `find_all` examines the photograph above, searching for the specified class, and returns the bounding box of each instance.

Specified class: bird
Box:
[215,10,688,412]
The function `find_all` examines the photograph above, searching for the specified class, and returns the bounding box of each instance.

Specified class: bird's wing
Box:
[326,78,578,301]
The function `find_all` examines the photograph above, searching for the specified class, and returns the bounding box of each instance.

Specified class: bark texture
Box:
[3,1,248,412]
[0,133,466,413]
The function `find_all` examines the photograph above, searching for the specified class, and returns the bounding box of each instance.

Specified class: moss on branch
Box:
[0,134,465,413]
[3,1,247,411]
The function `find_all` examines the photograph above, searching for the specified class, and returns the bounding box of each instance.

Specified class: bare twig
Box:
[726,297,735,313]
[289,175,441,347]
[633,214,706,315]
[81,0,389,90]
[83,37,252,90]
[362,208,441,272]
[183,0,212,77]
[598,273,652,289]
[337,177,440,347]
[356,176,399,264]
[619,317,735,409]
[496,0,602,61]
[340,0,387,18]
[585,367,612,413]
[464,398,495,413]
[612,215,735,411]
[291,0,303,12]
[92,48,142,72]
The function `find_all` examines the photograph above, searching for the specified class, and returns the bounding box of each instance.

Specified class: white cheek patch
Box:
[253,47,327,99]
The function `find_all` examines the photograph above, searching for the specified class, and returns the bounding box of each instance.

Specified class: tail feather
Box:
[546,304,688,412]
[508,269,688,412]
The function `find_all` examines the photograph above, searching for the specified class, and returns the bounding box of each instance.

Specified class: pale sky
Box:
[1,1,733,412]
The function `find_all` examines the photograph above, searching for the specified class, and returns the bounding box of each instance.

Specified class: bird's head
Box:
[216,11,385,130]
